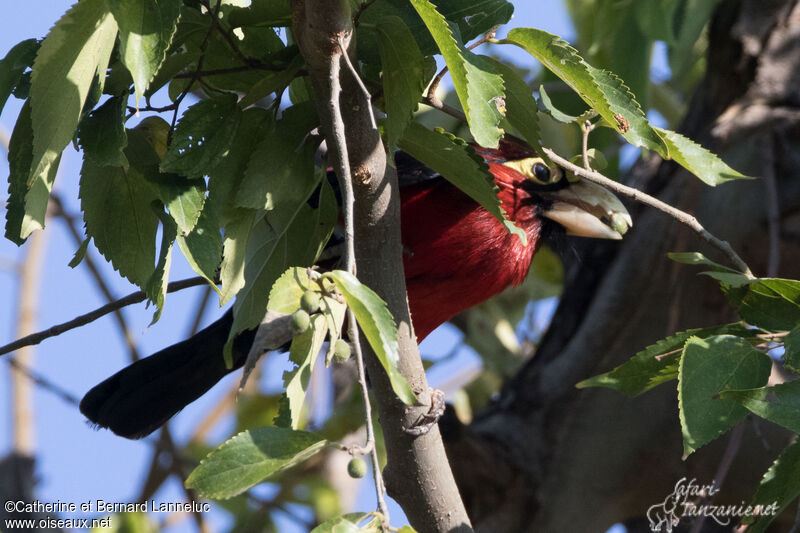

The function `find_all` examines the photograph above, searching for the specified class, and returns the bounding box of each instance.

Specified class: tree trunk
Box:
[444,1,800,530]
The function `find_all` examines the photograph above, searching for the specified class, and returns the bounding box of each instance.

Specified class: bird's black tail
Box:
[79,310,256,439]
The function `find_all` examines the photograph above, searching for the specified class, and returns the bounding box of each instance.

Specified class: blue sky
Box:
[0,2,577,532]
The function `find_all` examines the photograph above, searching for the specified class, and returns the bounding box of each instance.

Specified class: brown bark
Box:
[444,1,800,531]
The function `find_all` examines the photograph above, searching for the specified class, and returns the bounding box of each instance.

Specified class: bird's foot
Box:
[403,388,445,437]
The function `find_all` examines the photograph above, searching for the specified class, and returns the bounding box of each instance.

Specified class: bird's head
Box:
[477,140,633,241]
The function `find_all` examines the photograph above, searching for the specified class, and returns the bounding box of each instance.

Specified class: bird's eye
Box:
[532,162,551,182]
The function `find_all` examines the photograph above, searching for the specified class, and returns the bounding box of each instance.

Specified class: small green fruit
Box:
[347,457,367,479]
[300,290,321,314]
[332,339,351,363]
[291,310,310,334]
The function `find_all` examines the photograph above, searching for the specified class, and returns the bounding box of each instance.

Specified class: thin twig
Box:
[201,0,254,67]
[542,148,754,277]
[338,36,377,130]
[581,120,594,171]
[5,358,80,405]
[0,278,207,358]
[327,39,389,521]
[353,0,377,27]
[421,95,467,122]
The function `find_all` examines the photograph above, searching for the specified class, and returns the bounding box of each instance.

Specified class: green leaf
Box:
[219,209,257,306]
[738,440,800,532]
[176,208,223,292]
[267,267,311,314]
[145,204,178,324]
[667,251,743,274]
[678,335,771,456]
[502,28,667,154]
[409,0,505,148]
[144,50,201,98]
[721,381,800,434]
[280,312,328,429]
[723,278,800,332]
[309,514,372,533]
[77,95,129,167]
[634,0,680,42]
[374,17,426,151]
[185,427,328,499]
[783,326,800,374]
[152,174,206,235]
[29,0,118,199]
[239,52,305,108]
[538,83,595,124]
[327,270,416,405]
[235,102,319,210]
[228,176,337,349]
[657,127,752,185]
[79,129,160,288]
[0,39,39,115]
[107,0,181,101]
[226,0,292,28]
[69,237,91,268]
[479,57,543,158]
[577,322,761,396]
[160,94,242,179]
[397,122,526,244]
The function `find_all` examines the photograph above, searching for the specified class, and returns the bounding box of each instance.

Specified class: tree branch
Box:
[0,278,207,358]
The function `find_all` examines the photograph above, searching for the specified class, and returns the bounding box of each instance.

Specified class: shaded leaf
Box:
[783,326,800,375]
[578,322,762,396]
[738,440,800,532]
[146,204,178,324]
[723,278,800,332]
[375,17,426,151]
[721,381,800,434]
[177,208,223,291]
[280,313,328,429]
[161,94,242,179]
[0,39,39,115]
[678,335,771,456]
[78,95,129,167]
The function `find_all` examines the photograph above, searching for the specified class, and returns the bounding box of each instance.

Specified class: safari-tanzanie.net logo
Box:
[647,477,779,532]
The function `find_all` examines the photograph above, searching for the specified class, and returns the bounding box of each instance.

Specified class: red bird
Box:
[80,141,631,438]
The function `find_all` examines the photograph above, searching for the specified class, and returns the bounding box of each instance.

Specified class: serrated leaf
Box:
[152,173,206,234]
[161,94,242,179]
[502,28,667,154]
[227,177,337,353]
[577,322,761,396]
[267,267,311,314]
[107,0,181,101]
[177,207,223,292]
[374,17,426,151]
[77,95,129,167]
[479,57,544,162]
[235,102,318,210]
[281,313,328,429]
[79,129,160,288]
[678,335,771,456]
[721,381,800,434]
[309,514,371,533]
[29,0,118,199]
[722,278,800,332]
[409,0,505,148]
[0,39,39,115]
[657,127,752,185]
[146,204,178,324]
[738,440,800,532]
[185,427,328,499]
[397,122,526,244]
[5,102,40,245]
[327,270,416,405]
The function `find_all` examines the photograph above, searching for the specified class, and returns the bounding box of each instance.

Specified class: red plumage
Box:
[401,160,545,340]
